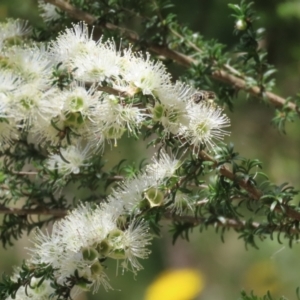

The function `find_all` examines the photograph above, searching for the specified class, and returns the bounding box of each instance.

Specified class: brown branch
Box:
[197,150,300,221]
[0,205,68,217]
[163,211,300,234]
[45,0,298,112]
[212,70,297,111]
[12,171,38,175]
[45,0,97,24]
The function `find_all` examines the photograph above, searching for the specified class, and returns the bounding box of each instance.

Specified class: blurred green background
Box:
[1,0,300,299]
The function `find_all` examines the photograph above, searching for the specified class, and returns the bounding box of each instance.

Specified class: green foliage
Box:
[1,0,300,299]
[239,290,297,300]
[0,262,55,300]
[277,1,300,20]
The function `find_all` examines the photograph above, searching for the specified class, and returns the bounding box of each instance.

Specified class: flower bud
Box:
[108,248,127,259]
[91,261,104,276]
[107,228,124,243]
[152,104,164,120]
[235,19,247,30]
[144,187,164,207]
[96,239,112,257]
[82,246,99,261]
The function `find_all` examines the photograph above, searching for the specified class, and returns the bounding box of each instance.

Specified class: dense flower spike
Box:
[28,203,151,293]
[25,151,184,296]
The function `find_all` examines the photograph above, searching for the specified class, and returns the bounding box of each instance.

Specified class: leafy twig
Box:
[44,0,298,113]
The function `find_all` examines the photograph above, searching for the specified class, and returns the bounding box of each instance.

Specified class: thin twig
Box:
[0,205,68,217]
[163,211,300,234]
[12,171,38,175]
[45,0,298,112]
[197,150,300,221]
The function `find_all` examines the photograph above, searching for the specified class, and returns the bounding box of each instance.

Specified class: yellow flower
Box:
[145,268,204,300]
[243,261,281,296]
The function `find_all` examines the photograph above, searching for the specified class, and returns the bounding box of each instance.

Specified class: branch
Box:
[45,0,298,112]
[163,211,300,234]
[198,150,300,221]
[211,69,297,111]
[0,205,68,217]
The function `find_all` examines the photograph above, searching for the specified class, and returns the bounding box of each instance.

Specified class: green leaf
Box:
[270,200,277,212]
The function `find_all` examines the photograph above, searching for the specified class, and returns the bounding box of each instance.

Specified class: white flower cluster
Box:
[3,151,188,300]
[0,20,229,166]
[108,150,185,213]
[29,203,152,294]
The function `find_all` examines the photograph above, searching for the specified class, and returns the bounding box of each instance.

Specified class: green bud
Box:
[69,96,84,111]
[168,110,179,122]
[91,261,104,276]
[138,198,151,210]
[96,239,112,257]
[108,248,126,259]
[64,112,84,127]
[153,104,164,120]
[236,19,247,30]
[82,246,99,261]
[103,126,126,140]
[107,229,124,243]
[144,187,164,207]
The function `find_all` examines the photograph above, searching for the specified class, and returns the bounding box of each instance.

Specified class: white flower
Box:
[46,144,91,176]
[146,150,181,182]
[97,95,145,129]
[0,71,20,148]
[62,83,100,125]
[109,220,152,274]
[110,151,181,212]
[109,173,152,213]
[116,50,172,96]
[10,83,58,127]
[0,118,19,150]
[71,39,121,82]
[29,114,67,147]
[5,267,57,300]
[91,95,147,148]
[0,71,21,94]
[181,102,230,150]
[5,46,53,88]
[29,204,113,291]
[29,202,152,293]
[150,82,196,135]
[38,0,61,23]
[151,100,189,135]
[29,83,99,145]
[0,19,30,49]
[156,81,195,105]
[169,191,195,215]
[50,22,97,67]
